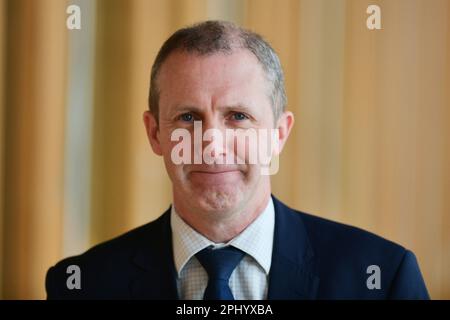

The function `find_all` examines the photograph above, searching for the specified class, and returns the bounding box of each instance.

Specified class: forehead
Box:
[156,50,270,112]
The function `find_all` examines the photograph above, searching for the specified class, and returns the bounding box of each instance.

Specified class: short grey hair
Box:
[148,20,287,123]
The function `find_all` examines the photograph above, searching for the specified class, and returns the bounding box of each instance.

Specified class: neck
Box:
[173,188,271,243]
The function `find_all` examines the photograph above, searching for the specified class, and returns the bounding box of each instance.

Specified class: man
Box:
[46,21,429,299]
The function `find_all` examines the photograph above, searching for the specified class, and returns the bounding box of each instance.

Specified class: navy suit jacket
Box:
[46,196,429,299]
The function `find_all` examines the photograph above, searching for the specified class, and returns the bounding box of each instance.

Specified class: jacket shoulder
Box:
[298,210,406,258]
[284,206,428,299]
[46,212,169,299]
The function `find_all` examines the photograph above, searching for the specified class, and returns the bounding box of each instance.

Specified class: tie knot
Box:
[196,246,245,281]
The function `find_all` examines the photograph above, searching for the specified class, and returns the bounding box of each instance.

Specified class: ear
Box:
[143,111,163,156]
[274,111,294,155]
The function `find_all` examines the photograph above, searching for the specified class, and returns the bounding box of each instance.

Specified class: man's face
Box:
[144,50,286,217]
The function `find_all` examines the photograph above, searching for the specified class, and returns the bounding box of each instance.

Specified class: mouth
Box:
[187,165,242,174]
[188,167,243,184]
[190,169,240,174]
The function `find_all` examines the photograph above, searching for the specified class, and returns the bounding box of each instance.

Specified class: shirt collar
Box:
[170,197,275,277]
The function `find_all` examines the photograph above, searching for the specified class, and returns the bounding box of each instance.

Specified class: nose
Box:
[195,118,229,165]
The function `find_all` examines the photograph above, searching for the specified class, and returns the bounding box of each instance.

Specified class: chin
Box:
[196,188,243,213]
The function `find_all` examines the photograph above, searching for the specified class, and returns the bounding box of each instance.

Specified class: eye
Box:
[179,113,194,122]
[231,112,249,121]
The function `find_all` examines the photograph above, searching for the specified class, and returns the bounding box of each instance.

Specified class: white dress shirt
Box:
[170,197,275,300]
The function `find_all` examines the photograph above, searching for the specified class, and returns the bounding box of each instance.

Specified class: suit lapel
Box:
[267,196,320,299]
[127,198,319,300]
[130,209,179,299]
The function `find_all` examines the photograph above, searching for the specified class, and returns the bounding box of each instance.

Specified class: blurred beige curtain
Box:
[0,0,449,299]
[1,0,67,299]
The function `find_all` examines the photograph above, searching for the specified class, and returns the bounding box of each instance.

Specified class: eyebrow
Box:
[170,105,203,114]
[171,104,255,114]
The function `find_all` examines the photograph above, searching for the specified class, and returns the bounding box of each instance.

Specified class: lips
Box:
[190,169,239,174]
[187,166,243,184]
[187,165,242,174]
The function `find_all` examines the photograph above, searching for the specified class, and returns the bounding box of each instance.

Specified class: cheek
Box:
[160,128,181,156]
[233,131,262,165]
[159,133,186,176]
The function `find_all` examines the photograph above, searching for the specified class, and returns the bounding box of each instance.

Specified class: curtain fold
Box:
[2,0,67,299]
